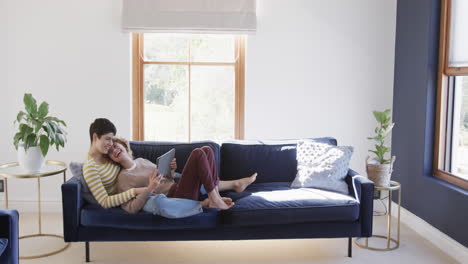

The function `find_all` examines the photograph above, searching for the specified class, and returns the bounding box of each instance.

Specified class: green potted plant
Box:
[14,93,67,172]
[367,109,396,187]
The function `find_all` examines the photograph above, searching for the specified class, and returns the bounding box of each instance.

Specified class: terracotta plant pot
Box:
[366,156,396,187]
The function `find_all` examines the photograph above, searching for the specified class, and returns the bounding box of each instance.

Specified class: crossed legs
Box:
[168,146,234,209]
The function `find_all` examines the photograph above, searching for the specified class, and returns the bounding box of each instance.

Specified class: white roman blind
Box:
[122,0,257,34]
[448,0,468,67]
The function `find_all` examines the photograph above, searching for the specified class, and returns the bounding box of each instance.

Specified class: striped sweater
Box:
[83,155,136,208]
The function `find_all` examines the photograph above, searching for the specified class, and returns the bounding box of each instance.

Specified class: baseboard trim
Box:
[392,201,468,263]
[0,200,62,213]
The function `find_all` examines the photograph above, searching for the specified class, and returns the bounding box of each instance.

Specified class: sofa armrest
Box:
[346,169,374,237]
[62,177,83,242]
[0,209,19,264]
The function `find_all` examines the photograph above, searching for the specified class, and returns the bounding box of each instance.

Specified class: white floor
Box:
[15,211,460,264]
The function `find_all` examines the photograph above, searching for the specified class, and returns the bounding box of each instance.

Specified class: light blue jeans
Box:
[142,194,203,219]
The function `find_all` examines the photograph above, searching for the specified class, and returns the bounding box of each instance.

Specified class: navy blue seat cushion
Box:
[130,141,221,177]
[220,137,337,183]
[0,238,7,257]
[220,182,359,227]
[80,204,219,230]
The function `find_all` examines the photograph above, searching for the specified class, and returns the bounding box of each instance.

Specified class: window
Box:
[132,34,245,142]
[434,0,468,189]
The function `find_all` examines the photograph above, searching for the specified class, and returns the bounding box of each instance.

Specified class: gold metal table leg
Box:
[19,172,71,259]
[4,178,8,209]
[387,190,392,249]
[19,234,71,259]
[38,176,42,234]
[397,186,401,249]
[354,181,401,251]
[355,235,399,251]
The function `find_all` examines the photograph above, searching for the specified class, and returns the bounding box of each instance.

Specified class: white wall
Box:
[245,0,396,171]
[0,0,396,207]
[0,0,6,112]
[0,0,10,204]
[0,0,132,205]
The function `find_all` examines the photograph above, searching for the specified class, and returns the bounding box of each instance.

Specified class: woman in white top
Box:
[109,138,257,211]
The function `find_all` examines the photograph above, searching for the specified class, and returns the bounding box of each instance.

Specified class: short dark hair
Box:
[89,118,116,143]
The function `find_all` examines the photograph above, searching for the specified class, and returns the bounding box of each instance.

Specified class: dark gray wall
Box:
[392,0,468,247]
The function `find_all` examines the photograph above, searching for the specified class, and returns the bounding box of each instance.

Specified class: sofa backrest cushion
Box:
[220,137,337,183]
[130,141,221,177]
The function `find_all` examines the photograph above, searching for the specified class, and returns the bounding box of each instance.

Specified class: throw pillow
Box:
[69,162,99,205]
[291,140,353,194]
[0,238,8,257]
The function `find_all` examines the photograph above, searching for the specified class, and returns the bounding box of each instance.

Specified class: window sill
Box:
[429,172,468,196]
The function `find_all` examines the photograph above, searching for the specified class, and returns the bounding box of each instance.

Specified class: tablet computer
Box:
[156,148,175,176]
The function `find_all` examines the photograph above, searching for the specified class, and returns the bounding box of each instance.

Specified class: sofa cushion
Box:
[0,238,7,257]
[220,137,337,183]
[221,182,359,227]
[80,204,219,230]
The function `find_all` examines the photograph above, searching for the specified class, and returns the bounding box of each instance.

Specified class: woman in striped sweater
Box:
[83,118,154,209]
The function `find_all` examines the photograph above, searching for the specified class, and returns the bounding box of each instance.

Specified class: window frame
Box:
[434,0,468,189]
[132,33,245,142]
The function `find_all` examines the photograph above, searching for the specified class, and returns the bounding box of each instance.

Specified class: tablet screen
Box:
[156,148,175,176]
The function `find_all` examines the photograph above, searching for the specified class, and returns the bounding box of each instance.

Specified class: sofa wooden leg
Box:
[86,242,90,262]
[348,237,352,257]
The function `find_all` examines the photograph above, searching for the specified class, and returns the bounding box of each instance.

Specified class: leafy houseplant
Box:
[14,93,67,172]
[368,109,394,163]
[366,109,396,187]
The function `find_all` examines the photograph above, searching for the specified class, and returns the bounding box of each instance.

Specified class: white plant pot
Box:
[17,146,45,173]
[366,156,396,187]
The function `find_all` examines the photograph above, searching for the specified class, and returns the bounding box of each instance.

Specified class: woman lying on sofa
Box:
[108,138,256,215]
[83,118,257,214]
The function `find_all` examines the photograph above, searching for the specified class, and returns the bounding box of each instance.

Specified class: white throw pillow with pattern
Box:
[291,140,353,194]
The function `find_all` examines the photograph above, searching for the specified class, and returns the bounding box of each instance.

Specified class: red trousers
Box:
[167,146,219,200]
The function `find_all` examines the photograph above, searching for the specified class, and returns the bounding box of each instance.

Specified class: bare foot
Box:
[208,199,235,210]
[207,189,235,210]
[234,172,258,192]
[222,197,233,206]
[202,197,232,207]
[200,198,210,207]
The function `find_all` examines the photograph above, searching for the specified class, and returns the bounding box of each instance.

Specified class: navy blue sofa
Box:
[0,209,19,264]
[62,138,374,262]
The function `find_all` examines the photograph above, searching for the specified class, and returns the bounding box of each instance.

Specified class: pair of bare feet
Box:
[200,196,235,210]
[201,172,258,210]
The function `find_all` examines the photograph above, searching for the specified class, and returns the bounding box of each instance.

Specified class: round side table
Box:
[0,160,71,259]
[355,180,401,251]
